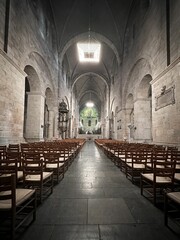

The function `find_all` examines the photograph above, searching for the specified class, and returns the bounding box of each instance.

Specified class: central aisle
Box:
[21,141,179,240]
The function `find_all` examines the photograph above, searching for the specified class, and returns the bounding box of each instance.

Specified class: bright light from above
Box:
[86,102,94,107]
[77,42,101,63]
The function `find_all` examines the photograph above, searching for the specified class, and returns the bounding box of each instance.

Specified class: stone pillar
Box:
[25,92,45,142]
[134,99,152,142]
[125,108,133,142]
[48,110,54,139]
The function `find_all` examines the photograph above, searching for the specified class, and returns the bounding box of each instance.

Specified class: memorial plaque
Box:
[155,85,175,111]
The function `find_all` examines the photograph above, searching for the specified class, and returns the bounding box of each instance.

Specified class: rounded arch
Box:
[123,57,152,107]
[126,93,134,109]
[72,72,109,91]
[78,90,101,104]
[43,87,55,139]
[24,65,41,92]
[134,74,152,142]
[45,87,54,109]
[28,51,53,81]
[23,51,56,96]
[28,51,55,93]
[137,74,152,98]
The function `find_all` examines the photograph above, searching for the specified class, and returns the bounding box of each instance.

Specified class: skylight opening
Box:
[86,102,94,108]
[77,43,101,63]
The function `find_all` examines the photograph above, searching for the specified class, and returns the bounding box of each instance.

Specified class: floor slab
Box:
[88,198,135,224]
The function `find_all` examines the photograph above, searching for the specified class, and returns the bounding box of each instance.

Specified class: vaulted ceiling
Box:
[50,0,133,111]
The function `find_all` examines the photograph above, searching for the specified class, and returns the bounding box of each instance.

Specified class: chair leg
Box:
[11,208,16,240]
[164,193,168,226]
[33,192,37,221]
[153,184,156,205]
[140,175,143,195]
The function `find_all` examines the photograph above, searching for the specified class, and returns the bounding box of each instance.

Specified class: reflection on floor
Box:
[18,140,180,240]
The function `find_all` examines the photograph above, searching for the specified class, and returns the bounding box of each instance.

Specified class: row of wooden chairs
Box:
[95,139,180,227]
[0,138,86,239]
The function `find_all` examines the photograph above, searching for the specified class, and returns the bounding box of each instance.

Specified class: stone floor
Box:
[18,140,180,240]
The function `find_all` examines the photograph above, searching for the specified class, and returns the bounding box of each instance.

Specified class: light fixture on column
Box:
[77,0,101,63]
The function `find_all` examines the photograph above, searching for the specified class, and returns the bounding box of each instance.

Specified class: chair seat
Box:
[59,157,68,161]
[146,163,165,169]
[25,172,53,181]
[46,163,64,169]
[17,171,23,179]
[175,173,180,181]
[125,158,132,163]
[141,173,172,183]
[126,163,145,169]
[176,165,180,169]
[146,163,152,168]
[167,192,180,204]
[0,188,35,209]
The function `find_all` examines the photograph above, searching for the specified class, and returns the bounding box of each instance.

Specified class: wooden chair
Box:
[0,145,7,160]
[164,191,180,227]
[0,174,36,239]
[122,150,134,173]
[43,152,65,183]
[114,147,126,169]
[0,158,23,186]
[7,152,23,182]
[23,153,53,203]
[141,160,176,205]
[7,144,20,153]
[126,151,147,184]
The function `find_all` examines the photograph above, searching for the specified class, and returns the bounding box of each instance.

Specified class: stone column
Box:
[134,99,152,142]
[25,92,45,142]
[48,110,54,139]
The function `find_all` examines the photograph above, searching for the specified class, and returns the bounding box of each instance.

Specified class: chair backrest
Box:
[171,151,180,172]
[153,160,176,182]
[6,152,22,167]
[132,151,147,164]
[0,174,16,208]
[0,157,19,183]
[43,152,61,165]
[0,145,7,160]
[7,144,20,153]
[23,153,43,180]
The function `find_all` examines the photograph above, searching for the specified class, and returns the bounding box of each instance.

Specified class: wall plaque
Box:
[155,85,175,111]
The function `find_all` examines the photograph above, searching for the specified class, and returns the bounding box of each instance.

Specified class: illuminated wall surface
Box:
[79,107,101,134]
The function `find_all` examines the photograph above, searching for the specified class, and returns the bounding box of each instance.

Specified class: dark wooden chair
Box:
[141,160,176,205]
[126,151,147,184]
[0,174,36,239]
[23,153,53,203]
[164,191,180,227]
[44,152,65,183]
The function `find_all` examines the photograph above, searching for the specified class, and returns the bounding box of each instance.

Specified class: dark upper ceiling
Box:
[50,0,133,111]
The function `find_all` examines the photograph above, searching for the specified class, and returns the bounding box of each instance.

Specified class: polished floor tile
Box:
[50,225,99,240]
[100,224,180,240]
[88,198,135,224]
[36,198,88,224]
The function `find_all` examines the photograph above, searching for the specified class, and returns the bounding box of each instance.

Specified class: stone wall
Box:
[151,59,180,145]
[0,0,62,144]
[0,50,26,144]
[111,0,180,146]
